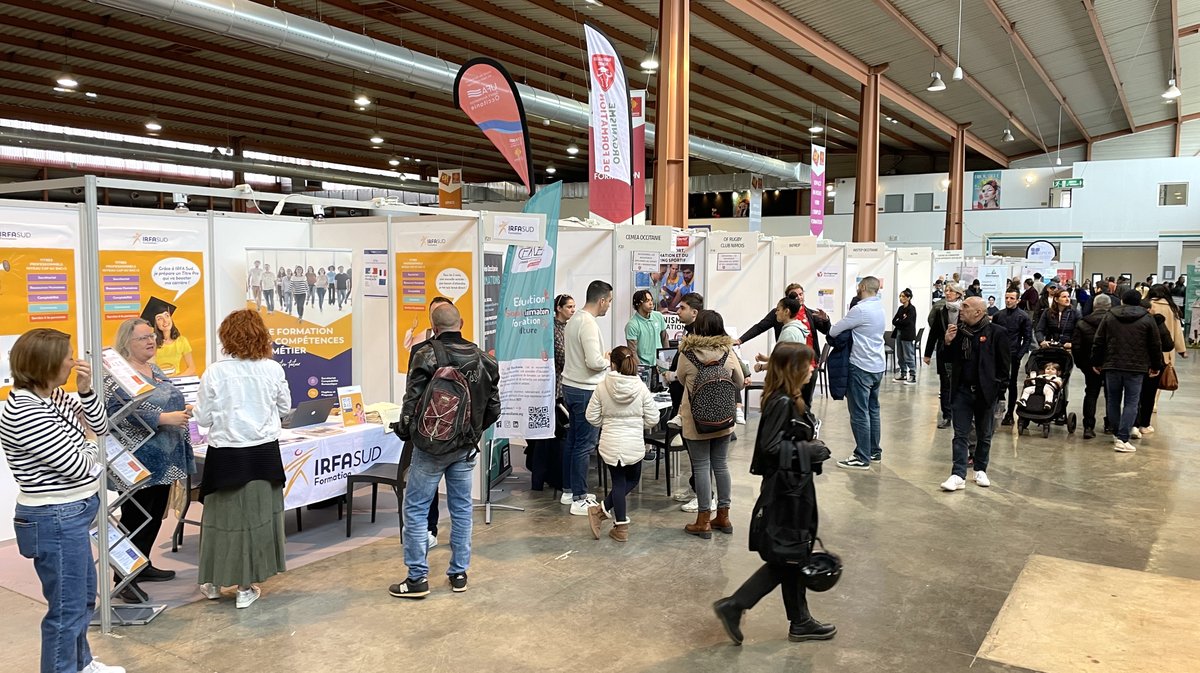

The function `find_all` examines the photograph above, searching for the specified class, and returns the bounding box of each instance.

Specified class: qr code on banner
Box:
[528,406,552,430]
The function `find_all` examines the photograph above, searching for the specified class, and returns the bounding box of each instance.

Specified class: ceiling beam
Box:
[1170,0,1182,156]
[1181,23,1200,37]
[1008,112,1200,161]
[689,2,950,149]
[983,0,1092,142]
[1081,0,1137,133]
[722,0,1011,166]
[870,0,1047,153]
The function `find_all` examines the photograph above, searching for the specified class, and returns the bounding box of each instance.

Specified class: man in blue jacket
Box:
[829,277,887,471]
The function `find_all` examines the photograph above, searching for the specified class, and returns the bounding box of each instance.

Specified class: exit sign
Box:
[1053,178,1084,189]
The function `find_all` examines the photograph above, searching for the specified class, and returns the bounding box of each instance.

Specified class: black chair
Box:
[912,327,926,382]
[644,423,684,497]
[345,443,409,538]
[883,330,896,373]
[815,343,833,397]
[743,381,764,417]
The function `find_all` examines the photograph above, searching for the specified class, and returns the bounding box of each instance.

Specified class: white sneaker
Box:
[426,532,438,549]
[666,415,683,430]
[235,585,261,609]
[672,488,696,503]
[198,582,221,600]
[681,497,716,513]
[79,661,126,673]
[1114,440,1137,453]
[736,407,746,424]
[569,497,598,516]
[1139,425,1155,434]
[974,471,991,487]
[1130,427,1142,439]
[940,475,966,491]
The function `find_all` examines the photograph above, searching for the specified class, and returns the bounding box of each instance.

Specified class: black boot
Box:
[1083,426,1096,439]
[788,617,837,642]
[139,565,176,582]
[1001,414,1014,426]
[713,597,745,645]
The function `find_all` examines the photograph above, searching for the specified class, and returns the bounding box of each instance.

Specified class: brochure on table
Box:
[91,525,148,577]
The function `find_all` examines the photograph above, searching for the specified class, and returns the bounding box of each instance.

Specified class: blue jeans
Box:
[897,340,916,375]
[847,364,883,463]
[562,385,600,500]
[403,448,475,580]
[14,494,100,673]
[951,387,995,478]
[1104,371,1144,442]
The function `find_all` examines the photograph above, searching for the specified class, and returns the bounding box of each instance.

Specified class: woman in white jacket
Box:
[585,346,659,542]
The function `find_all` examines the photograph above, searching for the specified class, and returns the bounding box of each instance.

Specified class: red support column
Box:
[652,0,689,227]
[852,64,888,242]
[944,122,971,250]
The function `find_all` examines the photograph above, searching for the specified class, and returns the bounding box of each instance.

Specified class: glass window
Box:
[883,194,904,212]
[1159,183,1188,206]
[913,193,934,212]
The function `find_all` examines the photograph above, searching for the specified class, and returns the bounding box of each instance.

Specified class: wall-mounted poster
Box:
[972,171,1002,210]
[246,248,353,404]
[395,250,475,373]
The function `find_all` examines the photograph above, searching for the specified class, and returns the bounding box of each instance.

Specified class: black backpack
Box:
[749,426,830,565]
[412,340,476,455]
[684,349,737,434]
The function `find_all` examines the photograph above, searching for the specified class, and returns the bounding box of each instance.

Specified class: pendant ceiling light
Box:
[952,0,964,81]
[1002,128,1015,143]
[927,71,946,92]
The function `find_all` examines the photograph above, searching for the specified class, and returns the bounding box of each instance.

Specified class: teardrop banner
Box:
[453,57,535,194]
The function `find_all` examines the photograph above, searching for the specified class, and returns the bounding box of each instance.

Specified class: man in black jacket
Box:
[1071,293,1112,439]
[992,288,1033,425]
[737,284,830,406]
[391,304,501,598]
[924,282,963,428]
[939,297,1010,492]
[1091,291,1164,453]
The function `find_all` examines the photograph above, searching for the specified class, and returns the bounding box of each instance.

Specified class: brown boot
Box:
[685,511,713,539]
[609,522,628,542]
[711,507,733,534]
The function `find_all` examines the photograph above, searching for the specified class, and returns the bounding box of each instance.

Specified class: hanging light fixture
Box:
[640,29,659,72]
[927,71,946,92]
[1002,127,1015,143]
[1163,78,1181,100]
[566,143,580,156]
[369,131,384,144]
[354,93,371,107]
[952,0,964,80]
[144,116,162,132]
[546,164,557,175]
[56,71,78,88]
[808,104,823,134]
[388,156,400,166]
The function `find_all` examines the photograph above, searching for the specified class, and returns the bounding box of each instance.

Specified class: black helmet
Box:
[801,539,842,592]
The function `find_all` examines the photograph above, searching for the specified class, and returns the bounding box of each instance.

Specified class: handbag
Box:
[1159,362,1179,391]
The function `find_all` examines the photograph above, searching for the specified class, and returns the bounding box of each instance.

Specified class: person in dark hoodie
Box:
[891,289,918,384]
[992,287,1033,426]
[1091,290,1164,453]
[1071,293,1112,439]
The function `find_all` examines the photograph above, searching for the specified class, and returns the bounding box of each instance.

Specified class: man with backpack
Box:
[389,303,500,599]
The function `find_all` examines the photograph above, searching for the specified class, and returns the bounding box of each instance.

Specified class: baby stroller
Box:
[1016,345,1077,438]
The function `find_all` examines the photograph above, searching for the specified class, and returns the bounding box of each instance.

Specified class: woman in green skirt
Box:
[192,309,292,608]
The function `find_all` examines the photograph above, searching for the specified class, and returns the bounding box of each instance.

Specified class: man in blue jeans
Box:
[1091,290,1164,453]
[560,280,613,515]
[390,304,500,598]
[830,277,887,470]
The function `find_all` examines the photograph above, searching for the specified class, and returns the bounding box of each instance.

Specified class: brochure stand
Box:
[91,360,167,627]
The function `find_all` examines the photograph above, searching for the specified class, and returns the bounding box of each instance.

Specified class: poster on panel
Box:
[362,249,389,298]
[972,171,1002,209]
[99,226,207,378]
[438,169,463,210]
[633,234,702,342]
[394,235,475,374]
[246,248,353,405]
[0,220,78,398]
[482,250,511,485]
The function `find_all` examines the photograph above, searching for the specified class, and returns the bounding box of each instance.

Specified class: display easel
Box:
[474,439,525,524]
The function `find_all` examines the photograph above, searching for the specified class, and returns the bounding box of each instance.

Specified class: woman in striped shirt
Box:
[0,329,124,673]
[290,264,309,323]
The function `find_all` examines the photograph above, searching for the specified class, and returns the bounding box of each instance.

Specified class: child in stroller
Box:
[1018,362,1063,414]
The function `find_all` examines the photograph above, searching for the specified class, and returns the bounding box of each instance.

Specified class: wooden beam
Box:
[1081,0,1137,132]
[870,0,1046,153]
[983,0,1092,142]
[722,0,1011,167]
[654,0,689,228]
[1180,23,1200,37]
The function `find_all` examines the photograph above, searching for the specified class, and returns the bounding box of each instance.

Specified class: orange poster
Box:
[99,250,207,377]
[0,246,79,399]
[396,250,475,373]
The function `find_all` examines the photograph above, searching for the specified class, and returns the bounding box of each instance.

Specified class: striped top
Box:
[290,277,310,294]
[1,387,109,506]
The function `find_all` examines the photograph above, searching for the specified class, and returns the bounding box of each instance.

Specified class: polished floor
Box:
[4,356,1199,672]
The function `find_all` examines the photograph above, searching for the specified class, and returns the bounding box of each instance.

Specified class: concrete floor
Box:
[4,357,1199,673]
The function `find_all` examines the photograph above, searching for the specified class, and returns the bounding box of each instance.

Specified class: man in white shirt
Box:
[830,276,887,471]
[560,280,613,515]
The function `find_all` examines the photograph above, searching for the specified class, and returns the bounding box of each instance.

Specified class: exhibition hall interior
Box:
[2,0,1199,671]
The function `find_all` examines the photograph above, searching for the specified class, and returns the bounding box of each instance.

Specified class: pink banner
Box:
[632,90,647,224]
[453,58,534,194]
[810,143,826,237]
[585,22,634,226]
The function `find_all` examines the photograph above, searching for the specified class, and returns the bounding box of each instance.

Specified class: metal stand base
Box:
[473,501,525,524]
[91,604,166,627]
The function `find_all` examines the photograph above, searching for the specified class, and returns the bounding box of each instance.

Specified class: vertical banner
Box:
[749,174,764,232]
[810,144,826,237]
[99,227,207,377]
[495,181,562,442]
[394,247,475,374]
[1187,264,1200,347]
[362,249,389,298]
[631,89,647,225]
[585,22,635,226]
[438,169,463,210]
[0,220,78,399]
[972,170,1002,209]
[453,58,534,194]
[978,265,1009,304]
[246,248,353,404]
[482,251,508,487]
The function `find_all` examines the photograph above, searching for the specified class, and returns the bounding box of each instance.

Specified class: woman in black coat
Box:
[891,288,918,383]
[712,343,835,645]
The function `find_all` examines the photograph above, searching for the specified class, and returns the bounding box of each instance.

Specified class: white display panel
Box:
[846,250,897,321]
[557,224,616,348]
[784,244,846,325]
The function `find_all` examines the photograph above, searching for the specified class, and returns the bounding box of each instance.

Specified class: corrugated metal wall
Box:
[1090,126,1176,160]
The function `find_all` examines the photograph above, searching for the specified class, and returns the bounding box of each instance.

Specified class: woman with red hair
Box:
[192,309,291,609]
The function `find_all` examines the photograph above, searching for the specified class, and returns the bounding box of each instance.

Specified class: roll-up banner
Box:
[394,242,475,375]
[0,220,79,399]
[749,174,764,232]
[495,182,562,442]
[98,225,207,378]
[453,58,534,194]
[245,248,353,404]
[585,21,635,227]
[810,144,827,237]
[438,169,463,209]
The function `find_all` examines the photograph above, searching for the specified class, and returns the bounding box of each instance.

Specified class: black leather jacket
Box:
[397,332,501,452]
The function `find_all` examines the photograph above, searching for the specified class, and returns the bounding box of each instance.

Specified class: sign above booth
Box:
[896,247,933,261]
[933,250,964,262]
[772,235,818,257]
[1026,239,1057,262]
[615,225,672,252]
[483,212,546,246]
[710,231,756,255]
[846,242,888,258]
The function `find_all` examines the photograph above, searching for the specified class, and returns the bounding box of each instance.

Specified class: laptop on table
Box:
[282,398,336,429]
